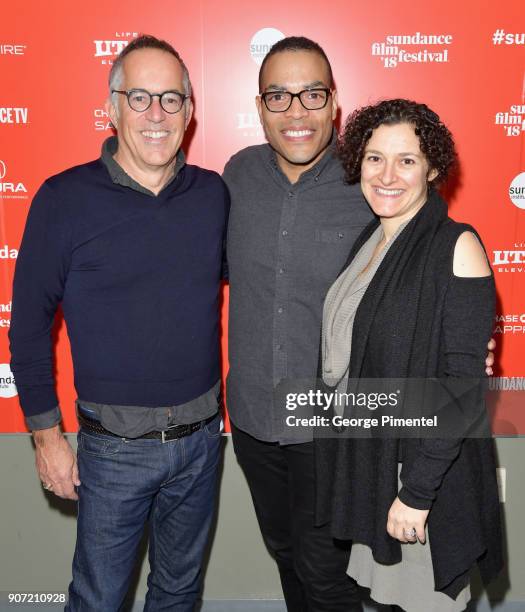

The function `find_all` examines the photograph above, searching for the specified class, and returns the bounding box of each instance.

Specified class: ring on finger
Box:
[404,527,416,539]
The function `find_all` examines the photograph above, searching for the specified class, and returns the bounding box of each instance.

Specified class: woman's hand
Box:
[387,496,429,543]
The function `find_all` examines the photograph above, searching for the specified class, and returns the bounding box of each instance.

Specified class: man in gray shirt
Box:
[225,36,495,612]
[224,37,372,612]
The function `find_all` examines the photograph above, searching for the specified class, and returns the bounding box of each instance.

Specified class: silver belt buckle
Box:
[161,422,179,443]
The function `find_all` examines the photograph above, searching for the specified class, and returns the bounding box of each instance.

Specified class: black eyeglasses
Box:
[261,88,332,112]
[112,89,189,114]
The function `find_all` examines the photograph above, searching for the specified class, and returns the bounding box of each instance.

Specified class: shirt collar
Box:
[265,128,338,184]
[100,135,186,197]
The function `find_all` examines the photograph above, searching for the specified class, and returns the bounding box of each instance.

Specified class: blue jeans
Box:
[66,413,222,612]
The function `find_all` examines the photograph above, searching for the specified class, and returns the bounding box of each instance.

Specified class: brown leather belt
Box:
[77,411,218,443]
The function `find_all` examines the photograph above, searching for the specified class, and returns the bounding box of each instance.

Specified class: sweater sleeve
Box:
[398,274,496,510]
[9,181,72,426]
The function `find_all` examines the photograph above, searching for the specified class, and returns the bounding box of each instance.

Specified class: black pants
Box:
[231,423,363,612]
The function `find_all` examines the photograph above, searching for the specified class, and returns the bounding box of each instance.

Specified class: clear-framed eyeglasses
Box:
[260,88,332,113]
[111,89,189,114]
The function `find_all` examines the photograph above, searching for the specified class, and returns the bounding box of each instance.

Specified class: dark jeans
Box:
[66,413,222,612]
[231,423,363,612]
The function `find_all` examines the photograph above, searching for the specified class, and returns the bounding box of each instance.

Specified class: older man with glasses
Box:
[9,35,229,611]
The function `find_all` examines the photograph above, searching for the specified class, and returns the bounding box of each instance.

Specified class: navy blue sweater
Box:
[9,158,229,418]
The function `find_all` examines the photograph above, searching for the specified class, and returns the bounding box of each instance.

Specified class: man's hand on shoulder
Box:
[485,337,496,376]
[33,424,80,500]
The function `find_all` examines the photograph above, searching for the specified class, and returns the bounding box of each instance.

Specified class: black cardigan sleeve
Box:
[398,274,496,510]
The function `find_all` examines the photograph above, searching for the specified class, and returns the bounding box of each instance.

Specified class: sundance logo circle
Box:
[0,159,6,180]
[509,172,525,209]
[0,363,17,398]
[250,28,285,66]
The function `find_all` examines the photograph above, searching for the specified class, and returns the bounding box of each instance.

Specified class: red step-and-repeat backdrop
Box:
[1,0,524,433]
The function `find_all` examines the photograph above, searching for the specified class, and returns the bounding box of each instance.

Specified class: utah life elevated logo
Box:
[93,32,138,65]
[493,242,525,273]
[236,112,262,138]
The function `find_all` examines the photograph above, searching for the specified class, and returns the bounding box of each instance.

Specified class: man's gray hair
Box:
[108,34,192,110]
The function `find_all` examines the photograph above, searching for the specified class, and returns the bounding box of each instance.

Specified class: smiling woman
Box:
[316,99,502,612]
[359,122,440,244]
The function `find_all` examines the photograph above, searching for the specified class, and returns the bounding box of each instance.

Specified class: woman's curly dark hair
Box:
[338,99,457,187]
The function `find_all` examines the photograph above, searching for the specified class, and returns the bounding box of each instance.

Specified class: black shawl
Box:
[315,191,503,598]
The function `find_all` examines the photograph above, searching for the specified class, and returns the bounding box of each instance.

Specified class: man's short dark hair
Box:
[109,34,192,98]
[258,36,333,93]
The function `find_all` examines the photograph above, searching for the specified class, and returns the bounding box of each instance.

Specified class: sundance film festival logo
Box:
[509,172,525,209]
[93,32,138,65]
[0,160,28,200]
[0,363,17,398]
[0,107,28,124]
[495,104,525,137]
[371,32,452,68]
[0,43,26,55]
[250,28,285,65]
[493,242,525,273]
[494,313,525,334]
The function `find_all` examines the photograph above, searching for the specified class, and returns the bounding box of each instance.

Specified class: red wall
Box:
[1,0,524,433]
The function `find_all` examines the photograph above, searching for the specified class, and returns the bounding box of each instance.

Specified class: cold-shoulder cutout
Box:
[452,231,492,278]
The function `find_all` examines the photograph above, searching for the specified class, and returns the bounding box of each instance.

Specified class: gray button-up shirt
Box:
[224,141,374,443]
[26,137,220,436]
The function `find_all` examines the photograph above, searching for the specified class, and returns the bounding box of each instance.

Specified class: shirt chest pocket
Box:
[311,225,362,286]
